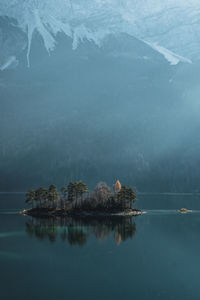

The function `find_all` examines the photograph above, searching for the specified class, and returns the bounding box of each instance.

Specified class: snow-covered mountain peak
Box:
[1,0,200,69]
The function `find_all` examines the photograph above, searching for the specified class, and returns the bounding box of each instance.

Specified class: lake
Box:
[1,193,200,300]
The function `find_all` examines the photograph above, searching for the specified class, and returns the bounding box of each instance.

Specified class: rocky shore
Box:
[20,208,143,218]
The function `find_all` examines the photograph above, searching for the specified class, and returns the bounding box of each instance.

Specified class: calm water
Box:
[1,194,200,300]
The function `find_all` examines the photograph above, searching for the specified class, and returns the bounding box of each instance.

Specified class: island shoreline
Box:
[20,208,143,218]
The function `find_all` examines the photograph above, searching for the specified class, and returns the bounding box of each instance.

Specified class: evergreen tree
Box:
[48,184,59,208]
[35,188,41,208]
[127,187,136,209]
[76,181,89,201]
[40,187,48,208]
[67,182,76,203]
[25,189,35,209]
[61,186,68,208]
[117,186,136,210]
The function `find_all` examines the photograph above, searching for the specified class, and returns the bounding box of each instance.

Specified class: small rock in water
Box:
[178,208,192,213]
[180,208,188,212]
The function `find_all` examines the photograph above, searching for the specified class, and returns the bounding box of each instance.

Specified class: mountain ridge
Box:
[1,0,199,69]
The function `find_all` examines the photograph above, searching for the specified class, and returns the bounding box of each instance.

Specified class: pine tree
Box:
[61,186,68,209]
[26,189,35,209]
[116,186,136,210]
[48,184,59,208]
[67,182,76,203]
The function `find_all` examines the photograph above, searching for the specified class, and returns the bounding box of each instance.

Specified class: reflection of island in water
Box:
[25,216,136,246]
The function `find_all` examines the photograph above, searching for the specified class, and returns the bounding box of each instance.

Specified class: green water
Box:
[1,194,200,300]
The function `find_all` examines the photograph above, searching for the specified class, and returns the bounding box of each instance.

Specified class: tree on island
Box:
[117,186,136,210]
[61,186,68,209]
[75,181,89,202]
[35,188,41,208]
[41,187,48,208]
[40,187,48,208]
[48,184,60,208]
[93,182,111,209]
[26,187,49,209]
[26,189,35,209]
[67,182,77,203]
[67,181,89,207]
[25,180,137,213]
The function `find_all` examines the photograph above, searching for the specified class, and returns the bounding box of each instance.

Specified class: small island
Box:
[22,180,142,217]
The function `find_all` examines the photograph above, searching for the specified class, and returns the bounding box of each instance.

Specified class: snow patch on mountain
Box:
[144,41,192,65]
[0,56,18,71]
[0,0,199,68]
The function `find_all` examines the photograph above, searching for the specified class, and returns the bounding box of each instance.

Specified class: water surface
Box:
[1,194,200,300]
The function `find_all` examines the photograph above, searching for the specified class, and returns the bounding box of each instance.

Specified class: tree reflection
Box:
[25,216,136,246]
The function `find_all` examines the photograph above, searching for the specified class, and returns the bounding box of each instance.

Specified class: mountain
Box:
[1,1,200,192]
[0,0,199,69]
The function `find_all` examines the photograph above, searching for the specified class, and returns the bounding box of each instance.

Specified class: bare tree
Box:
[93,182,111,208]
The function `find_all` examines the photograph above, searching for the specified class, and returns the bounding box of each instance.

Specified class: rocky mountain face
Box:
[1,0,200,69]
